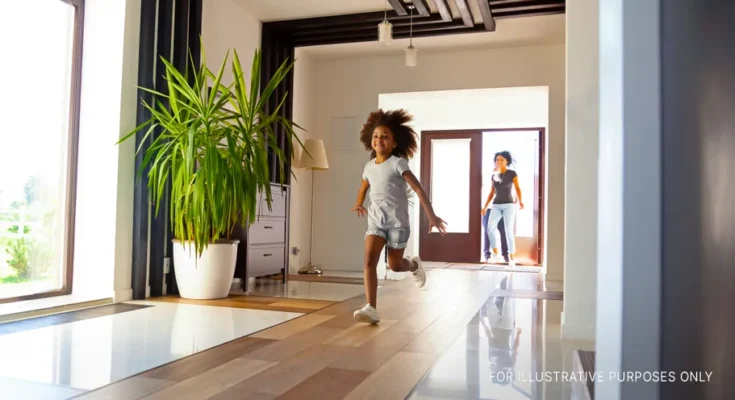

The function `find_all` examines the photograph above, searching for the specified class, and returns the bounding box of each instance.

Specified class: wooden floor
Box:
[149,295,336,314]
[77,269,545,400]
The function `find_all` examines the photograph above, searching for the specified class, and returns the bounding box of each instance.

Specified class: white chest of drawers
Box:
[234,184,289,284]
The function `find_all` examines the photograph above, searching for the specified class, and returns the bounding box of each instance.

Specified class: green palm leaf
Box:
[119,43,302,257]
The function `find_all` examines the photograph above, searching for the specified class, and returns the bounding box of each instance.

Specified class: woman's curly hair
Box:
[359,109,418,159]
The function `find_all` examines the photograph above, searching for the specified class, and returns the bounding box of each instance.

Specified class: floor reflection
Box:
[0,302,301,393]
[409,272,572,400]
[244,279,367,302]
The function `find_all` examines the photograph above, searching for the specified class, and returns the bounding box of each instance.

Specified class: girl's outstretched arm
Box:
[402,171,447,235]
[351,179,370,217]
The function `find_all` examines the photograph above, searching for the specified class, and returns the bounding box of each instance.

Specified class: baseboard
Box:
[113,288,133,302]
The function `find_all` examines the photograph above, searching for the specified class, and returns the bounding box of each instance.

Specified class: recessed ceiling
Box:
[298,14,565,59]
[236,0,391,21]
[238,0,515,23]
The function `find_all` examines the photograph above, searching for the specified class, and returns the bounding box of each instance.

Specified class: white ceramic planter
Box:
[172,240,239,299]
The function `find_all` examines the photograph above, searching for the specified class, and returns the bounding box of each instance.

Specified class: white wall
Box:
[299,44,565,278]
[596,0,661,398]
[74,0,141,301]
[563,0,599,341]
[289,50,317,272]
[378,87,549,278]
[202,0,261,86]
[112,0,142,301]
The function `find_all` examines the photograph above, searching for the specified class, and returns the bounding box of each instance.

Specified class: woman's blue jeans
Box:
[483,208,509,261]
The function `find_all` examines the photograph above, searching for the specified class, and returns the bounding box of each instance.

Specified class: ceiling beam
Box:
[490,0,564,11]
[293,22,483,47]
[387,0,408,15]
[477,0,496,31]
[413,0,431,17]
[290,14,447,37]
[453,0,475,27]
[432,0,453,22]
[264,2,565,48]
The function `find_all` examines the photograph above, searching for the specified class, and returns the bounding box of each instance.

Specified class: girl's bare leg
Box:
[364,235,386,308]
[387,248,416,272]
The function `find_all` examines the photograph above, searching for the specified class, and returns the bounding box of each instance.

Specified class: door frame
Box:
[418,128,546,265]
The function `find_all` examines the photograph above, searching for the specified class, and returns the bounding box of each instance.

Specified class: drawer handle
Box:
[263,253,272,257]
[264,226,273,229]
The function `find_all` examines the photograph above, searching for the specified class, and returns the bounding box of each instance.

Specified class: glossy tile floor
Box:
[409,274,576,400]
[0,301,302,397]
[0,269,589,399]
[244,279,366,302]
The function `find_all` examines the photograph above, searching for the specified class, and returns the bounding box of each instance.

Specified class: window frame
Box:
[0,0,85,304]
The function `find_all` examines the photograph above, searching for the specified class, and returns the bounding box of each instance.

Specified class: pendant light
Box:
[378,0,392,45]
[405,5,418,67]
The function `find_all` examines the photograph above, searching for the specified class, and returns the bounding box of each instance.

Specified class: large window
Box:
[0,0,84,303]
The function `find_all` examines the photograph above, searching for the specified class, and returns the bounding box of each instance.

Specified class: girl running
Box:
[350,109,447,324]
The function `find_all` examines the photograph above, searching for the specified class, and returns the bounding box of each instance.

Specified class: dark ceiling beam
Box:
[265,0,563,30]
[413,0,431,17]
[291,14,447,37]
[477,0,497,31]
[293,23,485,47]
[387,0,408,15]
[490,0,563,11]
[266,11,406,29]
[432,0,453,22]
[289,4,565,47]
[292,20,467,46]
[453,0,475,26]
[265,1,565,47]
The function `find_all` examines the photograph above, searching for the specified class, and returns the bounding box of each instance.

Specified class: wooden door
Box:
[419,131,482,263]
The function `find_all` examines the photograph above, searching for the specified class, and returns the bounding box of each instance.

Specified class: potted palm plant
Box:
[119,46,301,299]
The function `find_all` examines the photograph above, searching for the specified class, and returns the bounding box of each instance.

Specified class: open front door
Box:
[419,131,482,263]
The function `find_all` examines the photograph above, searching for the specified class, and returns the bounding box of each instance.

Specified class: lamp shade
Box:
[299,139,329,170]
[378,21,393,45]
[405,45,418,67]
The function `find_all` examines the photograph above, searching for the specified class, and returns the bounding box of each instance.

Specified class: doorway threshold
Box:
[446,262,542,273]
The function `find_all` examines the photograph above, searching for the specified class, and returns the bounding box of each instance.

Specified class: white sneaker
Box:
[509,259,516,267]
[488,253,504,264]
[353,304,380,324]
[411,256,426,288]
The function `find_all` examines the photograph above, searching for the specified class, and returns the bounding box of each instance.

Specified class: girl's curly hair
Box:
[359,109,418,159]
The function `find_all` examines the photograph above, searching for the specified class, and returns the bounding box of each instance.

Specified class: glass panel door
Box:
[431,139,471,233]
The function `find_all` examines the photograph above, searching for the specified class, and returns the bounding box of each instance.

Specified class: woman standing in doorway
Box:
[481,151,524,266]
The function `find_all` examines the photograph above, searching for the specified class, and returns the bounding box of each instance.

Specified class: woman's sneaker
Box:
[353,304,380,324]
[411,256,426,288]
[488,253,504,264]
